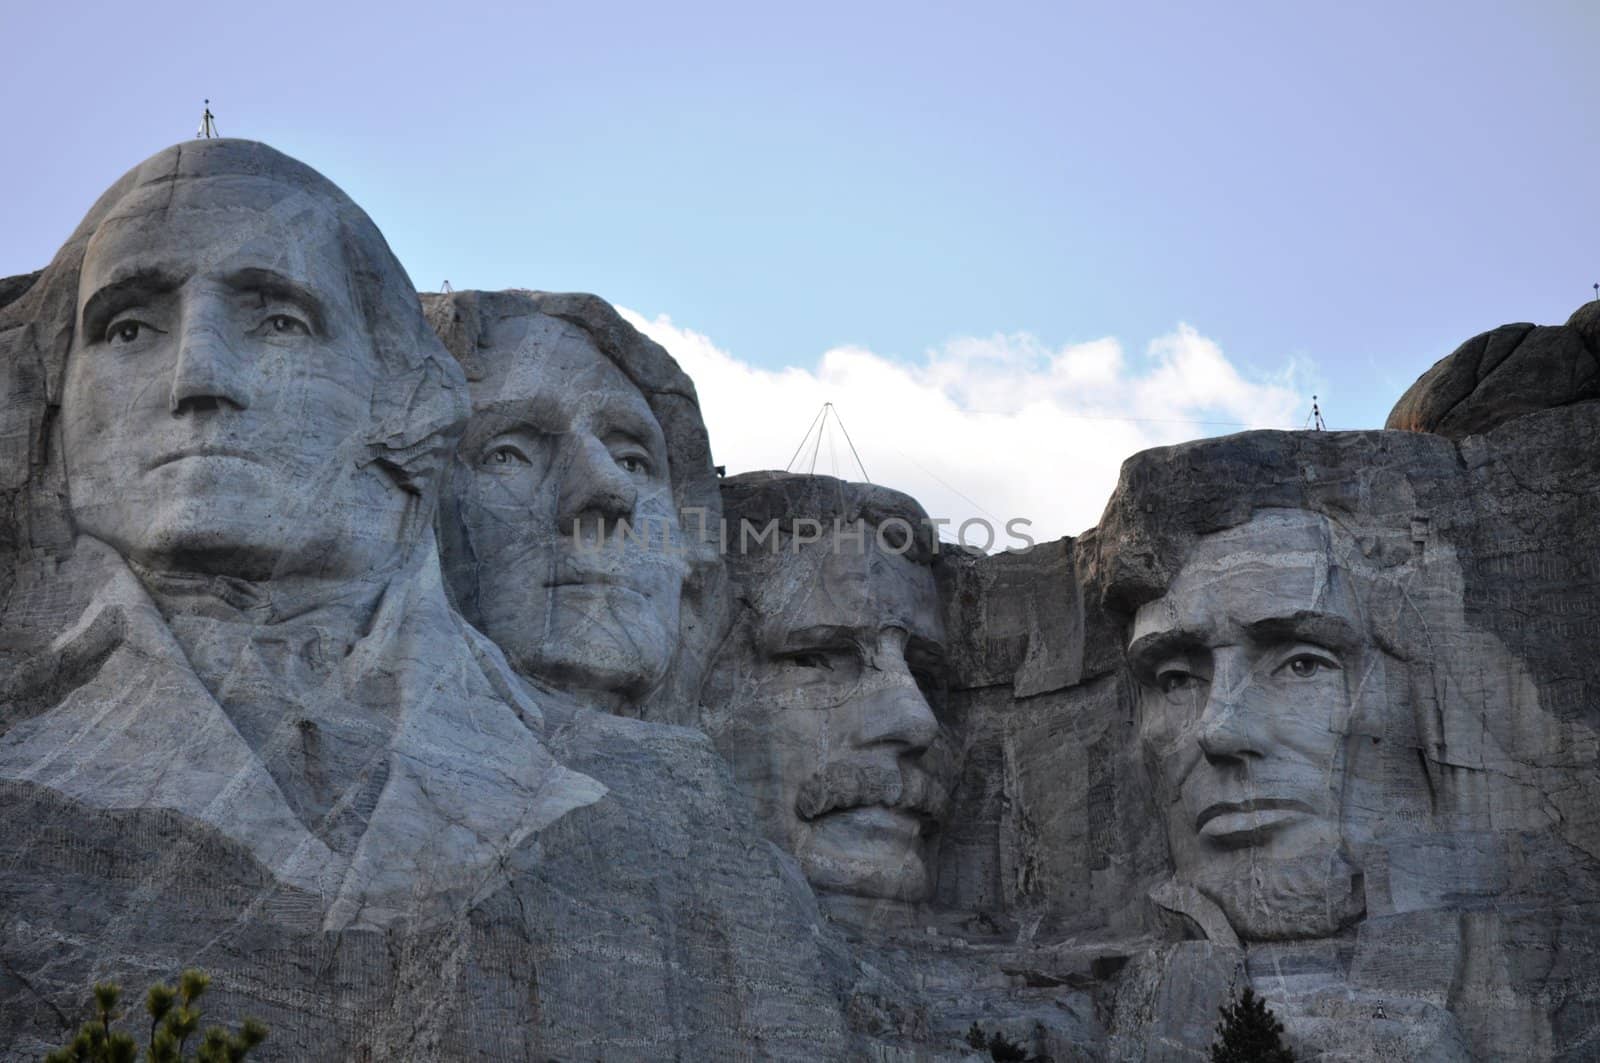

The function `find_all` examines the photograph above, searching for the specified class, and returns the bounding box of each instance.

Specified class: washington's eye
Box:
[1280,653,1338,679]
[482,445,531,467]
[788,652,833,671]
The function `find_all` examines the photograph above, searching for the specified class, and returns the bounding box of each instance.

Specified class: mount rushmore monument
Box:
[0,139,1596,1061]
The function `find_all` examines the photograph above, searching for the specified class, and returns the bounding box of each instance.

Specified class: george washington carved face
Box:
[62,169,427,586]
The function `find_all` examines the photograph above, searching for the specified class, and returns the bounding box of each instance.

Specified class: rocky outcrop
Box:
[1386,300,1600,438]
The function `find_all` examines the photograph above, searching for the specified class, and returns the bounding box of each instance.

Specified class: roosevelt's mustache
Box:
[794,763,950,824]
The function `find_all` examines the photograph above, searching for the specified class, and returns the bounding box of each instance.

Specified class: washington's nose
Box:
[556,435,638,528]
[170,304,250,414]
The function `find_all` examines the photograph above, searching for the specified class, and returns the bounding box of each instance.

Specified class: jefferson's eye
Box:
[616,453,651,475]
[482,445,531,467]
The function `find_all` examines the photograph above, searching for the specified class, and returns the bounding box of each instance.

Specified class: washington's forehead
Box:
[81,185,345,286]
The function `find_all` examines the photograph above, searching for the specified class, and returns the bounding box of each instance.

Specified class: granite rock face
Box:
[0,141,848,1061]
[4,136,1600,1062]
[933,410,1600,1060]
[1386,301,1600,438]
[421,288,726,725]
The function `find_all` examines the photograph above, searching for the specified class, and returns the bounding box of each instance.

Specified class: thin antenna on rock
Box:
[441,280,454,293]
[786,403,870,482]
[1311,395,1326,431]
[196,100,219,139]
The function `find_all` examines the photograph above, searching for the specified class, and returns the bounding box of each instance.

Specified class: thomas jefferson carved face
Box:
[443,312,688,709]
[707,525,952,901]
[62,177,408,584]
[1129,510,1374,940]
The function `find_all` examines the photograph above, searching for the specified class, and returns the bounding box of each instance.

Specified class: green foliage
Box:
[1210,986,1295,1063]
[42,970,266,1063]
[963,1021,1045,1062]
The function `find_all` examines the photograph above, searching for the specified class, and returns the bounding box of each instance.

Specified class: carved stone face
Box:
[445,312,687,707]
[62,177,407,583]
[1130,509,1370,940]
[708,529,951,901]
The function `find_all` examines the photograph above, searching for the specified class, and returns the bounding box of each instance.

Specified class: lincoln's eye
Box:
[108,321,146,344]
[268,314,309,335]
[618,455,646,474]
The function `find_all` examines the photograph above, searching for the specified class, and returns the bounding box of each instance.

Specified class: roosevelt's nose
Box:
[170,298,251,414]
[849,630,941,753]
[1195,653,1266,763]
[556,435,638,528]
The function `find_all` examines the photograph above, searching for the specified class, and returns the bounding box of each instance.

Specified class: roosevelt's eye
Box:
[1157,669,1201,695]
[482,445,532,467]
[784,651,834,671]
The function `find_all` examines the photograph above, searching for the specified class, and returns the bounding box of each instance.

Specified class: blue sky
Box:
[3,1,1595,536]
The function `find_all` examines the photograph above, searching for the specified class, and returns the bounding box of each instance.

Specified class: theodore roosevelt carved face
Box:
[703,475,954,902]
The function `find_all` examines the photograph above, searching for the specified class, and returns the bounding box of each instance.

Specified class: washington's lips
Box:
[1195,797,1315,841]
[146,445,262,472]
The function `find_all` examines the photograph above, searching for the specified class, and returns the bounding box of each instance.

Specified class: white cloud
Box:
[620,309,1308,546]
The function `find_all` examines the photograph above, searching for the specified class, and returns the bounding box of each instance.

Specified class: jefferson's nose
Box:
[170,299,251,414]
[556,435,638,528]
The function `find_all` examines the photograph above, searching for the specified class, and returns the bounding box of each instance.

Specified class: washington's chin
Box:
[794,808,932,901]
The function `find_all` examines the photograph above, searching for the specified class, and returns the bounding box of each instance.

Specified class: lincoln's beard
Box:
[1190,846,1366,942]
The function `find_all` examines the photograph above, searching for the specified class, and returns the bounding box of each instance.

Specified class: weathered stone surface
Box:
[932,410,1600,1059]
[0,142,848,1060]
[703,472,954,906]
[0,270,38,311]
[5,133,1600,1062]
[422,288,726,725]
[1386,301,1600,438]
